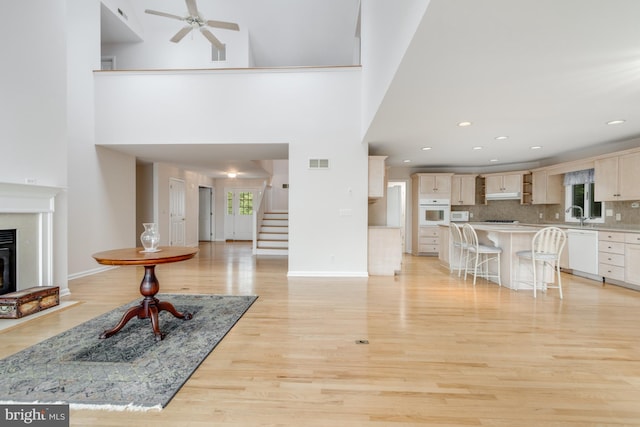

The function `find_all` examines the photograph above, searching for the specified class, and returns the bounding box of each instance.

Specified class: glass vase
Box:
[140,223,160,252]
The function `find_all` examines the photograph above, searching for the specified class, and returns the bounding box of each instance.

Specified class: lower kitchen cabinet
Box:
[599,232,625,281]
[417,226,439,255]
[625,233,640,286]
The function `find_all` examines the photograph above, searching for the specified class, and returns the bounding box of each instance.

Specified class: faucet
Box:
[565,205,585,226]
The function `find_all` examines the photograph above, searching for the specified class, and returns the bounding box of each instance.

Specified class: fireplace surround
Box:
[0,182,61,293]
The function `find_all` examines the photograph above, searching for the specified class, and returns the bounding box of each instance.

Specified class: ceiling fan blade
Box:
[206,20,240,31]
[201,28,224,50]
[185,0,199,17]
[145,9,185,21]
[171,26,194,43]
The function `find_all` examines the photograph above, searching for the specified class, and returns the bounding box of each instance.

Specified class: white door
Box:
[169,178,186,246]
[224,189,256,241]
[198,187,214,241]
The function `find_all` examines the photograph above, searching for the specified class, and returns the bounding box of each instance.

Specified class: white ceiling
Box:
[366,0,640,171]
[100,0,640,177]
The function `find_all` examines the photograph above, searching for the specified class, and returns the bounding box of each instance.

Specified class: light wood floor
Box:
[3,241,640,426]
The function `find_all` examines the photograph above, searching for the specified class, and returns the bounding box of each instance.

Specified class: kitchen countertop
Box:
[444,223,640,234]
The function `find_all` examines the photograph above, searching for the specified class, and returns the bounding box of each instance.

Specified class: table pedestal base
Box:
[99,265,192,341]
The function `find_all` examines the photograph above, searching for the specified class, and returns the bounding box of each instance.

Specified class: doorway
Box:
[198,187,215,241]
[387,181,407,252]
[224,189,257,241]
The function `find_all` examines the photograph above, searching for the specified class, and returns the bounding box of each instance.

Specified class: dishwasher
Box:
[566,229,599,275]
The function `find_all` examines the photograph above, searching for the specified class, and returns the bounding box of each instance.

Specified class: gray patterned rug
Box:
[0,294,257,411]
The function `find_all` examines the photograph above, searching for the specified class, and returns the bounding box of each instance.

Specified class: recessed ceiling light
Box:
[607,119,625,125]
[227,172,237,178]
[458,121,472,127]
[530,145,542,150]
[403,159,411,163]
[495,136,508,140]
[489,159,499,162]
[473,146,483,150]
[421,147,432,151]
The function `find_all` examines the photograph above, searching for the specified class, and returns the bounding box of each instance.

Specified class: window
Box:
[238,192,253,215]
[564,169,604,223]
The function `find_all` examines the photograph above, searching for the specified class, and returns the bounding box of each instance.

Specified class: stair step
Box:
[264,212,288,220]
[258,232,288,240]
[262,219,288,226]
[258,240,288,249]
[255,248,288,256]
[261,226,288,233]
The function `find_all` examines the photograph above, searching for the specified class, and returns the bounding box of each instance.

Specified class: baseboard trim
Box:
[287,271,369,278]
[68,265,117,281]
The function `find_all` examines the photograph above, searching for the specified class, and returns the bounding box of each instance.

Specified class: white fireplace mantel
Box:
[0,182,64,290]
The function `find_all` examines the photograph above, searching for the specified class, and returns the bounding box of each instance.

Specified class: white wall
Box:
[67,0,138,278]
[101,22,250,69]
[360,0,430,136]
[0,0,68,292]
[270,160,289,211]
[95,68,367,276]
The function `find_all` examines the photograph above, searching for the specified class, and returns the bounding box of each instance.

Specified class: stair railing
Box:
[252,181,271,255]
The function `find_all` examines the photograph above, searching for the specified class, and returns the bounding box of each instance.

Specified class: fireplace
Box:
[0,182,62,293]
[0,229,16,295]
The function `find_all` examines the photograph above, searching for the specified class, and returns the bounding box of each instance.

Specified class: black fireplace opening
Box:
[0,229,16,296]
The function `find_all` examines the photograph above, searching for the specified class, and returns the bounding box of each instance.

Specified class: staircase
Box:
[256,211,288,255]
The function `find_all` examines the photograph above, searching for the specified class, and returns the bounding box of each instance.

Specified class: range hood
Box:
[485,192,521,201]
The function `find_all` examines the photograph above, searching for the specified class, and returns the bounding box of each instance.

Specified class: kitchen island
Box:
[442,224,543,290]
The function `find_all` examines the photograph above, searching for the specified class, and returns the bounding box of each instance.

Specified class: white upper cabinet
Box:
[594,152,640,201]
[417,173,452,198]
[451,175,476,205]
[531,171,562,204]
[368,156,387,199]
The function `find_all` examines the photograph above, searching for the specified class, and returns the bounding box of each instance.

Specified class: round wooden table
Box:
[92,246,199,341]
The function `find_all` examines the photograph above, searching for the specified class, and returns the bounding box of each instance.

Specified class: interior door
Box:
[169,178,186,246]
[224,189,256,241]
[198,187,214,241]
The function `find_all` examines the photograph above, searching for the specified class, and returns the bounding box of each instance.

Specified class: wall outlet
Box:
[538,213,543,219]
[606,209,614,217]
[616,213,622,221]
[555,212,559,219]
[469,212,474,218]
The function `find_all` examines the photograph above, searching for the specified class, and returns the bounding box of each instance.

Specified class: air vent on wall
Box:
[309,159,330,169]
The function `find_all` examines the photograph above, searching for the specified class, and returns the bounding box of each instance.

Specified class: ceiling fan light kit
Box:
[145,0,239,49]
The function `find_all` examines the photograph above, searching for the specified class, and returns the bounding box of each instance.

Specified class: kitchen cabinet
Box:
[531,171,562,204]
[485,173,522,195]
[598,231,625,281]
[624,233,640,286]
[415,173,453,198]
[594,152,640,201]
[368,156,387,199]
[451,175,476,205]
[416,226,440,255]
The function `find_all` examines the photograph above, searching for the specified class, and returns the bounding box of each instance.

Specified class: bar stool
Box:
[515,226,566,298]
[462,223,502,286]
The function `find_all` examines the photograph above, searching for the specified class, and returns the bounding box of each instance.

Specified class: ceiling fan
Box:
[145,0,239,50]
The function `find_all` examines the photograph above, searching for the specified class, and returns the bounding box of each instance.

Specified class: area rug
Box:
[0,294,257,411]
